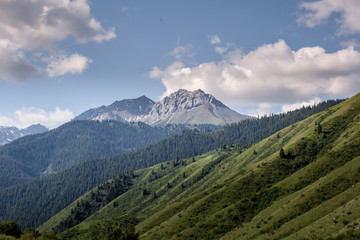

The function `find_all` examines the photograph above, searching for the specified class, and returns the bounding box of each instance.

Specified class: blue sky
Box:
[0,0,359,128]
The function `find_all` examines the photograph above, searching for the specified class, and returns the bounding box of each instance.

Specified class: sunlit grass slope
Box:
[42,92,360,239]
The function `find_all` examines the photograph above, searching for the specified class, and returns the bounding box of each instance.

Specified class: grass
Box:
[225,156,360,240]
[40,92,360,240]
[0,235,16,240]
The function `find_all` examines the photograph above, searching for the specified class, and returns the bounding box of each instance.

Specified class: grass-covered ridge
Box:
[38,93,360,239]
[1,99,341,229]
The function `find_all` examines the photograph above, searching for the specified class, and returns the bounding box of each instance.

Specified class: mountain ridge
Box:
[46,92,360,240]
[74,95,155,122]
[0,98,343,229]
[74,89,251,125]
[0,124,48,146]
[0,121,192,186]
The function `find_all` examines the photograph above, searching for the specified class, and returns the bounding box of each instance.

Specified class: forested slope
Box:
[0,120,192,188]
[51,93,360,240]
[0,99,342,229]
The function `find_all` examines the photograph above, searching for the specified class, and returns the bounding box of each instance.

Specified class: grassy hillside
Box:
[43,93,360,239]
[1,100,340,229]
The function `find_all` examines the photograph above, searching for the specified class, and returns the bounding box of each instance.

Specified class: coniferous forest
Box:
[0,99,343,229]
[46,94,360,240]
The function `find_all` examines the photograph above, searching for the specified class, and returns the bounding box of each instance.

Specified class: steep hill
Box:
[0,120,188,188]
[0,98,341,229]
[0,124,48,146]
[74,89,251,125]
[43,93,360,240]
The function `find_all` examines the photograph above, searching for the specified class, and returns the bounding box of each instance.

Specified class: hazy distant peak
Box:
[0,124,48,146]
[24,124,48,134]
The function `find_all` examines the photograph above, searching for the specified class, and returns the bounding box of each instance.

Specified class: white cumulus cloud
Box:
[209,34,231,55]
[168,45,194,60]
[46,53,92,77]
[149,39,360,111]
[282,97,322,113]
[209,35,221,45]
[0,40,40,83]
[0,0,115,82]
[215,46,228,55]
[298,0,360,35]
[341,39,360,49]
[247,103,272,117]
[0,107,74,129]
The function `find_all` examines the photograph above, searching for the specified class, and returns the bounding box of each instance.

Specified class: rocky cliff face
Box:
[141,89,250,125]
[74,89,251,125]
[75,96,155,122]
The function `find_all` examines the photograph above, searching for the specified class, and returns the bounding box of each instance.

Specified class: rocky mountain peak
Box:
[74,89,251,126]
[157,89,228,113]
[111,95,154,106]
[109,95,155,116]
[75,95,155,122]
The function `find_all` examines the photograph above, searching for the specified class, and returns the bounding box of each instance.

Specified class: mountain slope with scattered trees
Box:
[47,93,360,240]
[0,99,343,229]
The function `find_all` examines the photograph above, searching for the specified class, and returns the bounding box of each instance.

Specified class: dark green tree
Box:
[142,188,149,196]
[280,148,286,158]
[317,123,323,134]
[0,220,21,238]
[87,221,138,240]
[21,228,41,239]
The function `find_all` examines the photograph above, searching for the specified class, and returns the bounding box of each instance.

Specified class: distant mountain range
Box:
[75,89,251,125]
[0,124,48,146]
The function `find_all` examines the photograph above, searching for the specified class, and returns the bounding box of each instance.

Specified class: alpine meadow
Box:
[0,1,360,240]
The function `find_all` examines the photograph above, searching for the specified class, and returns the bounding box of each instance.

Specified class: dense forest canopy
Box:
[0,120,220,189]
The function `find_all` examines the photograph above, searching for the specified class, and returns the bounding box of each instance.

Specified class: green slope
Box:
[40,93,360,239]
[1,100,340,229]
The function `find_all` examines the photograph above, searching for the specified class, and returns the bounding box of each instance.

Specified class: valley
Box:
[1,1,359,239]
[0,89,348,240]
[39,92,360,240]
